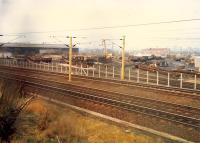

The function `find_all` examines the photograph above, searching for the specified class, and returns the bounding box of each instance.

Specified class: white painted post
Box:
[112,66,115,78]
[81,64,83,75]
[87,65,89,76]
[156,71,159,85]
[146,71,149,84]
[75,64,78,75]
[93,65,95,77]
[168,72,170,87]
[129,68,131,80]
[38,63,40,70]
[180,73,183,88]
[194,74,197,90]
[99,65,101,78]
[105,65,108,78]
[56,63,58,72]
[137,69,139,83]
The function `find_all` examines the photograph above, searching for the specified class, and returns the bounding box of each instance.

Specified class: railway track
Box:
[3,66,200,100]
[0,70,200,129]
[0,65,200,100]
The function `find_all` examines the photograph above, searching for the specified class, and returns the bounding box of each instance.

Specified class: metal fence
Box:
[0,58,199,91]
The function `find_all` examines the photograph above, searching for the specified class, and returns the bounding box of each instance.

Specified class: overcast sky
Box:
[0,0,200,51]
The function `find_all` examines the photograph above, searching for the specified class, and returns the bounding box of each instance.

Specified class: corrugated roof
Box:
[0,43,78,49]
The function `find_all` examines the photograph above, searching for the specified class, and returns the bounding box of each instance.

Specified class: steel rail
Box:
[0,73,200,129]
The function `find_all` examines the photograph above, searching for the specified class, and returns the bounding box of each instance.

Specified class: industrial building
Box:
[0,43,79,57]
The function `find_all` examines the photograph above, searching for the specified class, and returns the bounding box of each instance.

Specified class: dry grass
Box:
[15,98,165,143]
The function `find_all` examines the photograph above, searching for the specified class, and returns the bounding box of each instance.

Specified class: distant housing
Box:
[137,48,170,57]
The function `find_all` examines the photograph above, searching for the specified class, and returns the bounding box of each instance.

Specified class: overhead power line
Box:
[2,18,200,35]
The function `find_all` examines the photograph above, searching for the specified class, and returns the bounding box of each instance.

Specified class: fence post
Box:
[168,72,170,87]
[22,61,24,68]
[81,64,83,75]
[99,65,101,78]
[137,69,139,83]
[194,74,197,90]
[105,65,108,78]
[86,65,88,76]
[61,64,63,73]
[146,71,149,84]
[156,71,159,85]
[112,66,115,78]
[93,65,95,77]
[56,63,58,72]
[180,73,183,88]
[75,64,78,75]
[129,68,131,80]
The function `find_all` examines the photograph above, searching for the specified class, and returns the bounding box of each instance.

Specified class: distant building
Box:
[0,52,12,58]
[0,43,79,56]
[194,56,200,72]
[140,48,170,57]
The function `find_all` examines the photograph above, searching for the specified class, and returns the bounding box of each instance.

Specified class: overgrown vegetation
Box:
[0,80,35,143]
[24,100,165,143]
[0,79,165,143]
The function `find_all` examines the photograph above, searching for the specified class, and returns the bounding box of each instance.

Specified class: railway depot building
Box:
[0,43,79,57]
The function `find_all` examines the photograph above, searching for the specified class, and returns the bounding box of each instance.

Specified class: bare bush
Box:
[0,80,35,143]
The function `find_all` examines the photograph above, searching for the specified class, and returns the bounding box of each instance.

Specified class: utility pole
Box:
[67,36,76,81]
[69,36,72,81]
[121,36,125,80]
[102,39,107,57]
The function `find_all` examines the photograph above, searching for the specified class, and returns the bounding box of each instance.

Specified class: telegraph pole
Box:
[102,39,107,57]
[68,36,72,81]
[121,36,125,80]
